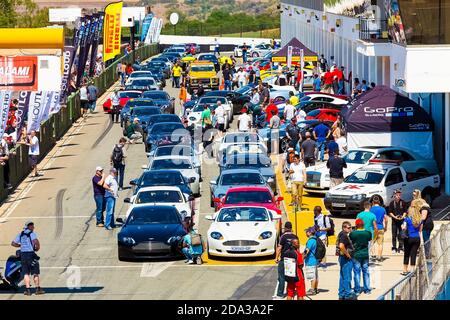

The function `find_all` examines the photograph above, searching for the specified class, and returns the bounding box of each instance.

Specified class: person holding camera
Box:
[337,221,356,300]
[11,221,45,296]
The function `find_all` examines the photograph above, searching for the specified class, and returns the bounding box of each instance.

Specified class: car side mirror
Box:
[124,198,131,203]
[205,215,214,221]
[188,177,196,183]
[129,180,137,186]
[116,218,124,224]
[277,196,284,202]
[210,180,217,185]
[267,178,274,184]
[188,195,195,201]
[213,198,221,203]
[141,165,148,169]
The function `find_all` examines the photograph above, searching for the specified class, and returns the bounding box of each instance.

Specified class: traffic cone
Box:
[219,78,224,90]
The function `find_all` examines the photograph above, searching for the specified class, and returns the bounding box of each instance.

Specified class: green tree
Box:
[0,0,49,28]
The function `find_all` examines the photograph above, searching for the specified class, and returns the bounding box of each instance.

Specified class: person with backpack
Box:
[349,219,373,295]
[370,196,388,262]
[337,221,356,300]
[284,238,306,300]
[274,221,298,299]
[410,189,433,259]
[313,206,334,269]
[110,138,127,190]
[182,226,204,265]
[303,227,324,296]
[11,221,45,295]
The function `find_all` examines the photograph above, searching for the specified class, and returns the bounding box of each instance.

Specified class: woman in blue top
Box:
[401,207,422,276]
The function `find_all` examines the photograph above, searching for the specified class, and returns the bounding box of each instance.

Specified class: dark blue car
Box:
[143,114,181,134]
[126,106,161,132]
[145,122,188,152]
[117,205,187,261]
[130,169,194,196]
[120,98,156,127]
[142,91,175,114]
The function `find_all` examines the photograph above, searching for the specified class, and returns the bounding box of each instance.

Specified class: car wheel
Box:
[280,138,289,153]
[210,197,214,208]
[207,244,213,260]
[252,52,259,57]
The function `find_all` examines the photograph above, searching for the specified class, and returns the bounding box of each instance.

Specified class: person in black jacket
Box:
[388,190,407,253]
[326,151,347,188]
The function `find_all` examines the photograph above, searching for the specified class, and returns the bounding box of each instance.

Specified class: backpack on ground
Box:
[313,236,326,262]
[112,145,123,165]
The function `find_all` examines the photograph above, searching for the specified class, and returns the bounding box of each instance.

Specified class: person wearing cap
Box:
[104,167,119,230]
[274,221,298,299]
[388,190,407,253]
[237,107,251,133]
[304,226,319,296]
[11,221,45,295]
[111,137,127,190]
[285,117,300,150]
[337,221,356,300]
[349,219,373,295]
[370,196,388,262]
[92,166,113,227]
[125,118,143,144]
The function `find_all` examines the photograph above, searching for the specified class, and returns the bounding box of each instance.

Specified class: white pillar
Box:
[446,93,450,194]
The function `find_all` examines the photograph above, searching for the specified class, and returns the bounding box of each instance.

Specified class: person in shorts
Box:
[288,155,306,208]
[11,221,45,296]
[303,227,319,296]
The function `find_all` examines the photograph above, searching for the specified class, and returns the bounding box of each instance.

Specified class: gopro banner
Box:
[60,45,75,104]
[103,1,123,62]
[16,91,31,141]
[0,91,13,137]
[27,91,47,132]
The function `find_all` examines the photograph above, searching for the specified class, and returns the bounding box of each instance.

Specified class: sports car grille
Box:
[133,241,170,252]
[329,194,352,200]
[307,172,321,183]
[226,250,257,254]
[223,240,259,246]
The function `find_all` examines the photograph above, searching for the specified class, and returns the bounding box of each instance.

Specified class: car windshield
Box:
[300,96,312,102]
[221,173,264,185]
[136,190,182,204]
[155,146,193,157]
[225,144,266,157]
[119,91,141,98]
[151,159,192,170]
[235,86,252,94]
[130,79,156,86]
[199,55,216,61]
[132,108,160,117]
[225,191,272,204]
[226,156,271,168]
[141,172,184,186]
[199,97,226,104]
[217,207,269,222]
[150,123,184,134]
[127,207,180,225]
[148,115,180,124]
[224,134,260,144]
[345,170,385,184]
[127,100,155,108]
[130,72,152,78]
[193,104,218,112]
[307,110,320,117]
[143,92,168,100]
[191,65,214,72]
[344,151,374,164]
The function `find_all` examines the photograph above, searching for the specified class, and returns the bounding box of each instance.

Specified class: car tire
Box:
[280,138,289,153]
[210,198,214,208]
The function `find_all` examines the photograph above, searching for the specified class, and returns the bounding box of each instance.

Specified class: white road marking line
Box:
[140,262,175,277]
[40,264,275,270]
[0,215,93,221]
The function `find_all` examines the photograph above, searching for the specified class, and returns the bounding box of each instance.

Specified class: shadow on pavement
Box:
[53,154,76,158]
[41,167,66,171]
[60,143,80,147]
[0,286,104,294]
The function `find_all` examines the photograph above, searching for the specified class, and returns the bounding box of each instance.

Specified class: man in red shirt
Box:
[322,69,334,94]
[265,103,279,123]
[333,66,345,95]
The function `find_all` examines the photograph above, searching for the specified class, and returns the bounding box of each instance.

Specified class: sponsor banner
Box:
[16,91,31,141]
[49,91,61,115]
[0,91,13,137]
[140,14,153,42]
[40,91,54,123]
[0,56,38,91]
[27,91,47,132]
[60,45,75,104]
[272,56,318,63]
[287,46,293,69]
[90,12,105,77]
[152,18,163,43]
[146,16,158,44]
[84,14,98,76]
[103,1,123,62]
[76,15,92,87]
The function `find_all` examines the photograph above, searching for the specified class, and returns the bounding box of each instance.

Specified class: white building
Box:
[280,0,450,195]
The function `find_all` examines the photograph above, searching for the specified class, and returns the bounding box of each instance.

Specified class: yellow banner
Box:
[272,56,318,63]
[103,1,123,62]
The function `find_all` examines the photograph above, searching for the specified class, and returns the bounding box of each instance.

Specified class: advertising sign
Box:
[0,57,38,91]
[16,91,31,141]
[103,1,123,62]
[0,91,12,138]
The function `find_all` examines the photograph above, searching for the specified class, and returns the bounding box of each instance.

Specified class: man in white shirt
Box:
[104,167,119,230]
[237,107,251,132]
[215,101,226,136]
[80,82,89,118]
[284,102,296,122]
[296,108,307,123]
[25,130,40,177]
[336,135,348,157]
[250,89,260,106]
[288,155,306,208]
[237,68,247,88]
[110,90,121,123]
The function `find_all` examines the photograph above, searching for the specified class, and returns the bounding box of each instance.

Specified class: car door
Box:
[383,168,406,202]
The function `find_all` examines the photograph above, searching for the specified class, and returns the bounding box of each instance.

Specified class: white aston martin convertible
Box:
[205,206,280,258]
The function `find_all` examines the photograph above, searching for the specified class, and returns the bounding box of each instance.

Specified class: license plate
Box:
[307,182,319,187]
[332,203,346,208]
[231,246,251,252]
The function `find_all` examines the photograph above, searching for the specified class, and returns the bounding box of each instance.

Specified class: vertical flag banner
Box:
[60,45,75,104]
[103,1,123,62]
[90,12,105,77]
[50,92,61,115]
[153,18,163,43]
[16,91,31,141]
[40,91,54,123]
[27,91,46,132]
[84,14,98,75]
[0,91,12,138]
[76,15,92,87]
[145,16,158,44]
[140,14,153,42]
[287,46,293,69]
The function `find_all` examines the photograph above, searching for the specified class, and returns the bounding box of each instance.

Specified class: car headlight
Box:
[325,192,331,198]
[167,235,182,245]
[324,174,330,181]
[189,116,197,121]
[351,194,366,200]
[121,237,135,245]
[210,232,223,240]
[191,79,198,84]
[259,231,273,240]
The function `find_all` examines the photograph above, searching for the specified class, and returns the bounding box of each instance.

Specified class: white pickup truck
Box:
[305,147,439,194]
[324,162,440,216]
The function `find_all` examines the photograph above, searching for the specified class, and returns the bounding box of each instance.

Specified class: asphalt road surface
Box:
[0,77,280,300]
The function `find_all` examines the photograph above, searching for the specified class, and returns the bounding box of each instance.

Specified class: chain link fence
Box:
[378,223,450,300]
[0,44,159,203]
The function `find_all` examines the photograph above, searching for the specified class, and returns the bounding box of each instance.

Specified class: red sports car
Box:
[305,108,340,122]
[102,90,142,113]
[213,186,284,231]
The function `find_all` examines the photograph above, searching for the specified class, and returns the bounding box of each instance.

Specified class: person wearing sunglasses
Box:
[337,221,356,300]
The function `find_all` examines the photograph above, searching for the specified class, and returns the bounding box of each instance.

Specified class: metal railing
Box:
[0,44,159,204]
[378,223,450,300]
[359,18,389,42]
